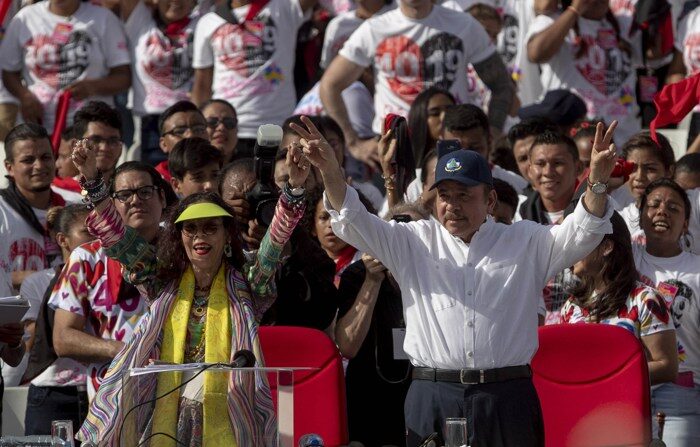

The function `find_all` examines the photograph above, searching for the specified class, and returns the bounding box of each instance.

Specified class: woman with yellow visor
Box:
[69,132,312,446]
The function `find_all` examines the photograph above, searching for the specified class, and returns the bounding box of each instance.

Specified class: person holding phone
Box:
[295,114,618,446]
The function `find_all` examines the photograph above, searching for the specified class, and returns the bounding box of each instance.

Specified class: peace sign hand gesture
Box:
[289,116,341,176]
[588,120,618,185]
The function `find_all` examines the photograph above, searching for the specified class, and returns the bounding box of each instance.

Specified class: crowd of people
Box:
[0,0,698,446]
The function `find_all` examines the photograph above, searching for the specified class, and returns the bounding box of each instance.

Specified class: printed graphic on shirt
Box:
[575,30,633,97]
[498,12,518,65]
[375,32,463,103]
[142,30,194,90]
[8,238,46,272]
[26,29,92,89]
[639,273,692,362]
[211,16,280,80]
[684,33,700,75]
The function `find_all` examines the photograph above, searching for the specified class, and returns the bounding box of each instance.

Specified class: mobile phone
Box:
[436,139,461,158]
[392,214,411,223]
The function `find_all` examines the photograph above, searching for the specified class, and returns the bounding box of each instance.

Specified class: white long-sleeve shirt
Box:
[326,185,613,370]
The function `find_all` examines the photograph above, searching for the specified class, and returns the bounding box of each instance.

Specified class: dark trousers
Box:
[24,384,88,437]
[405,378,544,447]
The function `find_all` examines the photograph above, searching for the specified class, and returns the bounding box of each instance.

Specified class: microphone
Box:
[231,349,256,368]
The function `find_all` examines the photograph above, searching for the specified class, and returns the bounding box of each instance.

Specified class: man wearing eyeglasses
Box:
[154,100,210,182]
[71,102,125,191]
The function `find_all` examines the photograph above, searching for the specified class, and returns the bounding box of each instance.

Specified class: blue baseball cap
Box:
[430,150,493,190]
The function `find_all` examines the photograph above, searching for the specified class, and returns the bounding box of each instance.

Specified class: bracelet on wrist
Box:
[283,182,306,203]
[382,173,396,190]
[81,179,110,209]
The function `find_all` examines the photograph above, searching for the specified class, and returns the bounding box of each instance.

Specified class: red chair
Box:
[259,326,349,447]
[532,324,652,447]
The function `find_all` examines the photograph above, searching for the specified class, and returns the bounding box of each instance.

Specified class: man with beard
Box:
[0,123,64,289]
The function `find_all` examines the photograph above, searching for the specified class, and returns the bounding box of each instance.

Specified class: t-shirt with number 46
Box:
[339,5,496,134]
[0,1,130,130]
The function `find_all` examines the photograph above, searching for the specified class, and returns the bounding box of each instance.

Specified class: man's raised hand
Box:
[290,116,341,177]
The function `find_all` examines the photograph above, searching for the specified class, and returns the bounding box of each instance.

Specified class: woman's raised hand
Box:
[290,116,341,176]
[286,142,311,189]
[71,138,99,180]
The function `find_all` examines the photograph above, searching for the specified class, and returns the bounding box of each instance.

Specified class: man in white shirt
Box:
[294,115,619,445]
[319,0,514,170]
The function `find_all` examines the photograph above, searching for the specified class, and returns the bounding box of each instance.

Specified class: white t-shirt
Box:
[676,5,700,113]
[0,196,50,275]
[526,13,641,144]
[0,1,130,130]
[339,5,495,134]
[0,0,22,105]
[20,267,86,387]
[634,245,700,386]
[293,80,375,139]
[20,268,55,322]
[619,201,646,243]
[125,1,200,116]
[320,2,396,69]
[192,0,308,138]
[442,0,542,106]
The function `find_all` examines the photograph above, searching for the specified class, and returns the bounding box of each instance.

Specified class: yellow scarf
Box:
[151,265,236,447]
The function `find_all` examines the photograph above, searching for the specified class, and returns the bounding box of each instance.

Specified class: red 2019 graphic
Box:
[375,33,464,103]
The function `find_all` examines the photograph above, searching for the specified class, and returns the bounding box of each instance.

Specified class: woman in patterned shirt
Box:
[70,137,311,446]
[561,212,678,386]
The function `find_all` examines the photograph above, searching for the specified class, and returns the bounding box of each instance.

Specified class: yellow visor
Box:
[174,202,233,223]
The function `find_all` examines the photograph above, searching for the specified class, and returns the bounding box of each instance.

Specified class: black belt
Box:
[412,365,532,384]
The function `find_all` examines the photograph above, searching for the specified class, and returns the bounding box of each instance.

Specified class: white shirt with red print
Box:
[676,5,700,112]
[0,1,130,130]
[125,1,200,116]
[48,241,147,399]
[527,13,642,144]
[339,4,495,134]
[634,244,700,387]
[192,0,308,138]
[0,196,50,276]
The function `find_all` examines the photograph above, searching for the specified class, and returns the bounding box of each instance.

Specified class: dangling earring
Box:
[224,242,233,258]
[683,232,693,250]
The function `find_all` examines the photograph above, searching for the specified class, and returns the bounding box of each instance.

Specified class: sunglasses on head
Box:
[206,117,238,130]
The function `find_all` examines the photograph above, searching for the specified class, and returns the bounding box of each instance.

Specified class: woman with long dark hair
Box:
[561,212,678,385]
[407,87,455,166]
[71,139,310,445]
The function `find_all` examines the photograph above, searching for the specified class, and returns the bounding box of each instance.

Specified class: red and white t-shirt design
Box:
[48,240,146,399]
[142,30,194,91]
[25,28,91,90]
[676,6,700,111]
[375,32,464,105]
[211,16,278,80]
[574,28,633,97]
